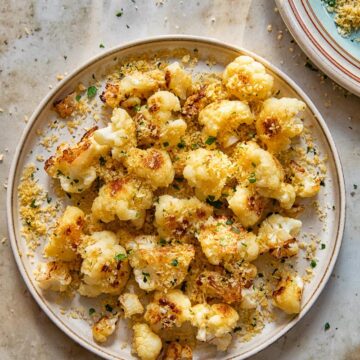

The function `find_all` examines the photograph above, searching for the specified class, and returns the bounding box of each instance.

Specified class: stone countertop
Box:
[0,1,359,359]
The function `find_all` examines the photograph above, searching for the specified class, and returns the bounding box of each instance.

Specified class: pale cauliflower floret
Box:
[154,195,213,240]
[183,149,232,200]
[258,182,296,210]
[44,127,108,193]
[93,108,136,160]
[132,323,162,360]
[34,261,72,292]
[258,214,301,258]
[273,275,304,314]
[240,287,258,310]
[129,243,195,291]
[256,98,306,153]
[91,177,153,227]
[198,100,254,147]
[223,55,273,101]
[92,315,118,343]
[119,293,144,318]
[124,148,175,189]
[160,118,187,147]
[44,206,85,261]
[191,303,239,351]
[78,231,130,297]
[289,160,321,197]
[144,290,192,332]
[165,62,192,99]
[228,186,265,227]
[197,216,259,268]
[163,342,192,360]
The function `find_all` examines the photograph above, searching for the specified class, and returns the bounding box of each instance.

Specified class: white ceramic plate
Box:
[276,0,360,97]
[7,36,345,360]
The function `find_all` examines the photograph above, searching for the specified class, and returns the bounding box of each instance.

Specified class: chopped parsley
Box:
[171,259,179,267]
[99,156,106,166]
[99,43,105,48]
[46,193,52,204]
[114,253,127,261]
[105,304,113,312]
[133,104,141,112]
[75,94,81,102]
[142,272,150,283]
[88,308,96,316]
[159,238,167,246]
[205,136,216,145]
[116,10,123,17]
[324,322,330,331]
[321,243,326,250]
[206,195,223,209]
[320,180,325,187]
[30,199,38,208]
[87,86,97,98]
[354,184,358,190]
[226,219,234,225]
[310,259,317,268]
[177,140,186,149]
[231,226,241,234]
[163,141,169,147]
[248,172,256,183]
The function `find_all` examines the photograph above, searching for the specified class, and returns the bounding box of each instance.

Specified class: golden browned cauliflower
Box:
[190,303,239,351]
[256,97,306,153]
[183,149,232,200]
[78,231,130,297]
[197,216,259,268]
[165,62,193,99]
[53,93,77,118]
[144,290,192,332]
[100,69,165,108]
[92,315,118,343]
[273,275,304,314]
[124,148,175,189]
[228,186,266,227]
[44,127,108,193]
[198,100,254,147]
[223,55,274,102]
[132,323,162,360]
[154,195,213,240]
[162,342,193,360]
[44,206,85,261]
[119,293,144,318]
[93,108,136,160]
[129,242,195,292]
[34,261,72,292]
[258,213,301,258]
[91,177,153,227]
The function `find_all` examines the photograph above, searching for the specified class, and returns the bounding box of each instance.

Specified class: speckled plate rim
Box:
[6,35,346,360]
[275,0,360,97]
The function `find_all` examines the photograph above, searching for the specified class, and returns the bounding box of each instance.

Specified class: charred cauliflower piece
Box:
[223,55,273,102]
[198,216,259,268]
[163,342,193,360]
[198,100,254,148]
[124,148,175,189]
[119,293,144,318]
[144,290,192,332]
[44,206,85,261]
[53,93,77,118]
[93,108,136,160]
[289,160,320,198]
[78,231,130,297]
[191,303,239,351]
[256,98,306,153]
[183,149,232,200]
[91,177,153,227]
[273,275,303,314]
[92,315,118,343]
[132,323,163,360]
[165,62,193,100]
[44,127,108,193]
[129,243,195,292]
[154,195,213,240]
[34,261,72,292]
[258,214,301,258]
[100,69,165,108]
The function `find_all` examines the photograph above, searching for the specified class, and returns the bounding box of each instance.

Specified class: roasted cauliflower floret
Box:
[132,323,162,360]
[44,206,85,261]
[154,195,213,240]
[93,108,136,160]
[144,290,192,332]
[289,160,321,197]
[124,148,175,189]
[228,186,266,227]
[256,98,306,153]
[163,342,192,360]
[91,177,153,227]
[258,214,302,258]
[78,231,130,297]
[165,62,193,99]
[92,315,118,343]
[191,303,239,351]
[197,216,259,268]
[223,55,273,102]
[100,69,165,108]
[53,93,77,118]
[258,182,296,210]
[273,275,303,314]
[129,243,195,291]
[34,261,72,292]
[119,293,144,318]
[183,149,232,200]
[44,127,108,193]
[198,100,254,147]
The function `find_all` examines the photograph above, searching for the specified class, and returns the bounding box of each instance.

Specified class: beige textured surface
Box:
[0,1,359,359]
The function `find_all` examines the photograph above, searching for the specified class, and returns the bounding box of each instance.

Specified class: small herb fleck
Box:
[354,184,358,190]
[324,322,330,331]
[321,243,326,250]
[205,136,216,145]
[116,10,123,17]
[177,140,186,149]
[75,94,81,102]
[226,219,234,225]
[231,226,241,234]
[105,304,113,312]
[30,199,38,208]
[310,259,317,268]
[46,193,52,203]
[163,141,169,147]
[88,308,96,316]
[159,238,167,246]
[233,326,242,332]
[206,195,223,209]
[133,104,141,112]
[99,156,106,166]
[99,43,105,48]
[171,259,179,267]
[114,253,127,261]
[320,180,325,187]
[87,86,97,98]
[248,172,256,183]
